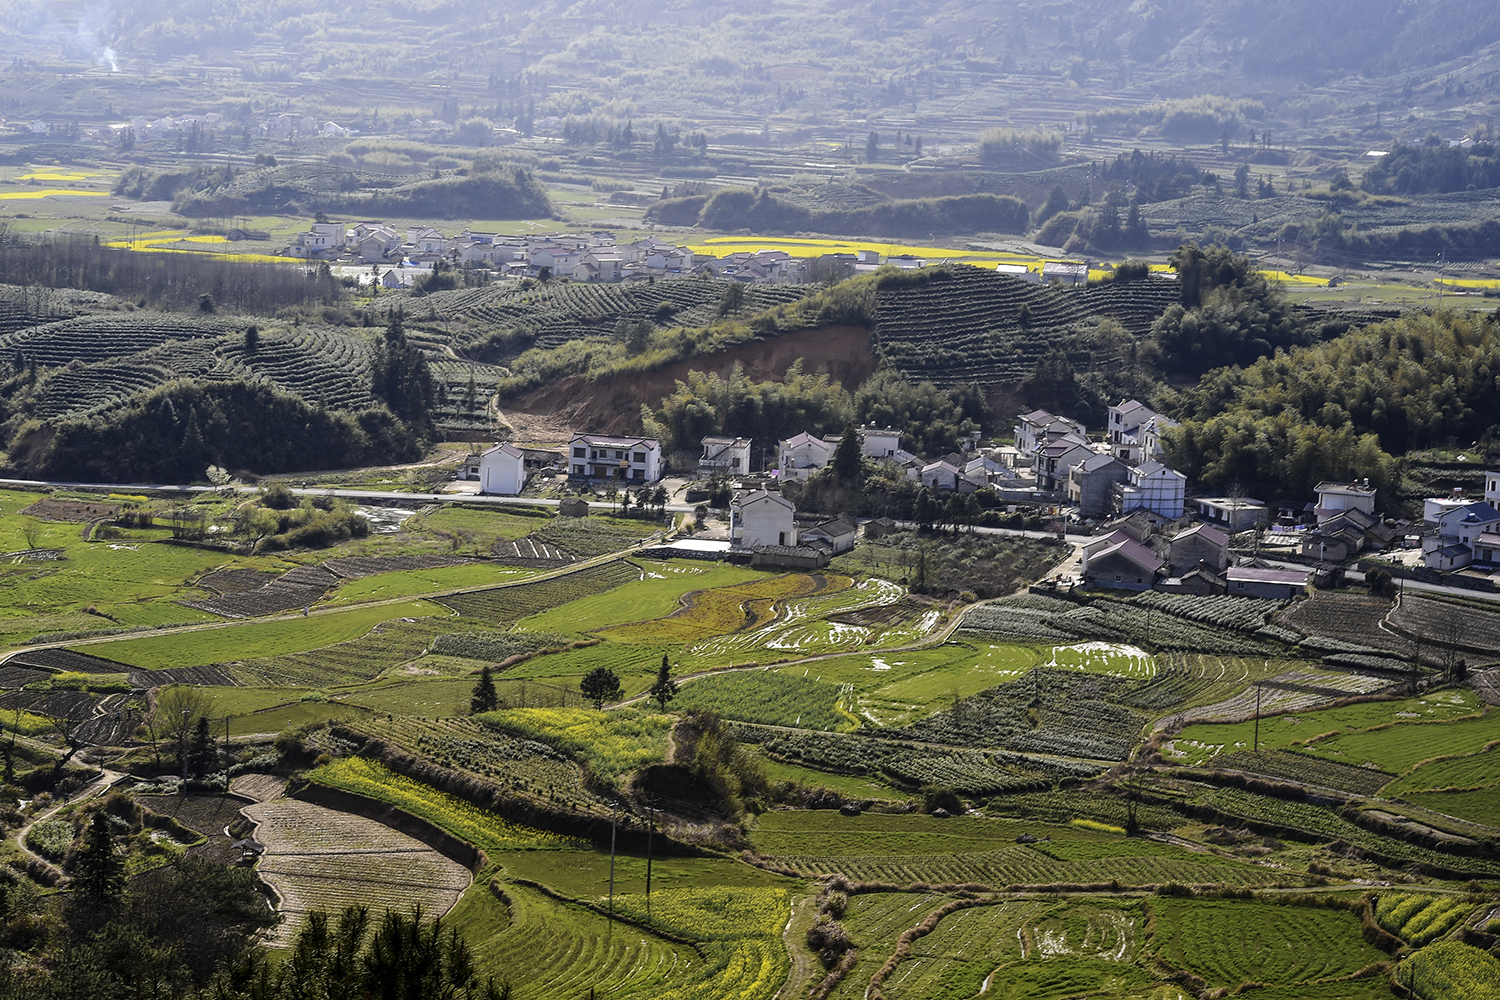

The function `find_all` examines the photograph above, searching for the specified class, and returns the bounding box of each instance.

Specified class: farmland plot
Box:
[1388,594,1500,662]
[690,576,905,659]
[436,560,642,622]
[599,573,828,646]
[1278,592,1412,657]
[242,797,472,946]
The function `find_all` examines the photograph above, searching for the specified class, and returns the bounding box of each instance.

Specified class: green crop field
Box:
[1167,689,1483,766]
[77,599,445,669]
[673,670,856,732]
[517,562,766,634]
[1147,898,1389,989]
[326,564,536,604]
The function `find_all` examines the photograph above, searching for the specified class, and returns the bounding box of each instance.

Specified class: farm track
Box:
[12,765,125,879]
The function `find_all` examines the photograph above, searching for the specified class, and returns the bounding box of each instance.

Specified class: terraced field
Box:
[872,267,1181,387]
[243,796,472,946]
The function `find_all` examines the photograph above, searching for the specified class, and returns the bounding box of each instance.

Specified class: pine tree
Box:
[73,812,125,912]
[580,667,623,710]
[831,425,863,484]
[188,715,216,778]
[470,666,498,715]
[647,654,677,711]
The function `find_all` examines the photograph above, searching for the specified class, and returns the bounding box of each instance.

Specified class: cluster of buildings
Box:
[1016,400,1187,520]
[287,223,1080,288]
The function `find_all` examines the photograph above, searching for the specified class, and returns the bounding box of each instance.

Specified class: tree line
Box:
[0,235,341,315]
[641,362,985,460]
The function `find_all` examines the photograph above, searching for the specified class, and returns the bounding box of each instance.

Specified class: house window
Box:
[1114,574,1122,581]
[1236,581,1245,590]
[573,447,585,458]
[634,452,645,463]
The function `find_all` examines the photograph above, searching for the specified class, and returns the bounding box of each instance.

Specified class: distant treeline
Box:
[124,161,556,220]
[1282,215,1500,262]
[651,187,1029,238]
[0,236,340,314]
[8,379,424,481]
[1363,142,1500,195]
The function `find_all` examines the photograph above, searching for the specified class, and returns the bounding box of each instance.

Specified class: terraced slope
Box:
[872,268,1180,387]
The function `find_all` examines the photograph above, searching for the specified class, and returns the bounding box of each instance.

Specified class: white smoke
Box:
[74,3,119,73]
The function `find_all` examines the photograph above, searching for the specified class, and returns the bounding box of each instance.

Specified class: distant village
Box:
[285,222,1088,288]
[463,412,1500,599]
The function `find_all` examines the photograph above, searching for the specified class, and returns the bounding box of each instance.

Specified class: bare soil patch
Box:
[21,499,119,522]
[242,797,470,946]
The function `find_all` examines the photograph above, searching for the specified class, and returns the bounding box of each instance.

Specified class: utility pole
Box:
[1253,682,1262,754]
[645,798,654,923]
[607,801,618,927]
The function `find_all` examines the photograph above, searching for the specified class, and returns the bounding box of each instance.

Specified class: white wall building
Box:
[731,490,797,549]
[478,443,526,495]
[1315,481,1378,523]
[1486,471,1500,512]
[699,436,751,476]
[568,434,662,483]
[859,426,902,460]
[778,433,836,481]
[1114,460,1186,519]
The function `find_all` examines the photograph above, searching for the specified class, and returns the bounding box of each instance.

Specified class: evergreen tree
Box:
[73,812,125,914]
[831,425,863,484]
[580,667,623,710]
[647,654,677,711]
[470,666,498,715]
[188,715,215,778]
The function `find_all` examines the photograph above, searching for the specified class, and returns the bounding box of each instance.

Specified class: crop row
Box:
[229,616,467,687]
[1178,782,1500,876]
[308,756,588,852]
[477,707,672,785]
[1276,593,1412,656]
[964,594,1273,656]
[342,716,602,810]
[734,724,1102,795]
[1394,941,1500,999]
[1207,749,1393,796]
[673,670,854,732]
[1131,592,1285,632]
[766,843,1283,889]
[1389,594,1500,657]
[1375,893,1475,947]
[602,573,827,645]
[438,560,642,623]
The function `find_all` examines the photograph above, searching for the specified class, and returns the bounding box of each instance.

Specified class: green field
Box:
[1168,690,1484,766]
[77,599,445,668]
[517,562,766,634]
[326,564,537,604]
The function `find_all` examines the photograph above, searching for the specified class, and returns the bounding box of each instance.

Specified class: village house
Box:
[1314,481,1378,524]
[1113,461,1187,519]
[1108,399,1168,465]
[1193,497,1269,533]
[699,436,752,477]
[1037,438,1096,493]
[1486,471,1500,512]
[1014,409,1087,457]
[1043,260,1089,285]
[731,490,798,549]
[477,443,526,495]
[1421,500,1500,570]
[798,516,858,555]
[859,426,903,460]
[1167,523,1230,576]
[920,460,976,493]
[1226,566,1311,600]
[568,434,662,483]
[1067,453,1131,518]
[777,433,837,481]
[1081,532,1163,591]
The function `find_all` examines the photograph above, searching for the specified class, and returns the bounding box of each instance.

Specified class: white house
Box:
[1036,439,1096,492]
[1485,471,1500,512]
[1108,399,1166,464]
[800,516,857,555]
[920,461,963,492]
[731,490,797,549]
[568,434,661,483]
[1014,409,1087,456]
[699,436,751,477]
[1194,497,1269,532]
[1314,481,1377,524]
[1114,461,1186,519]
[1422,500,1500,570]
[859,426,902,460]
[478,443,526,495]
[1043,260,1089,285]
[778,432,836,481]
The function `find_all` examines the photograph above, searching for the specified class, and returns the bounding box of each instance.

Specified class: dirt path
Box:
[12,766,125,880]
[774,894,822,1000]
